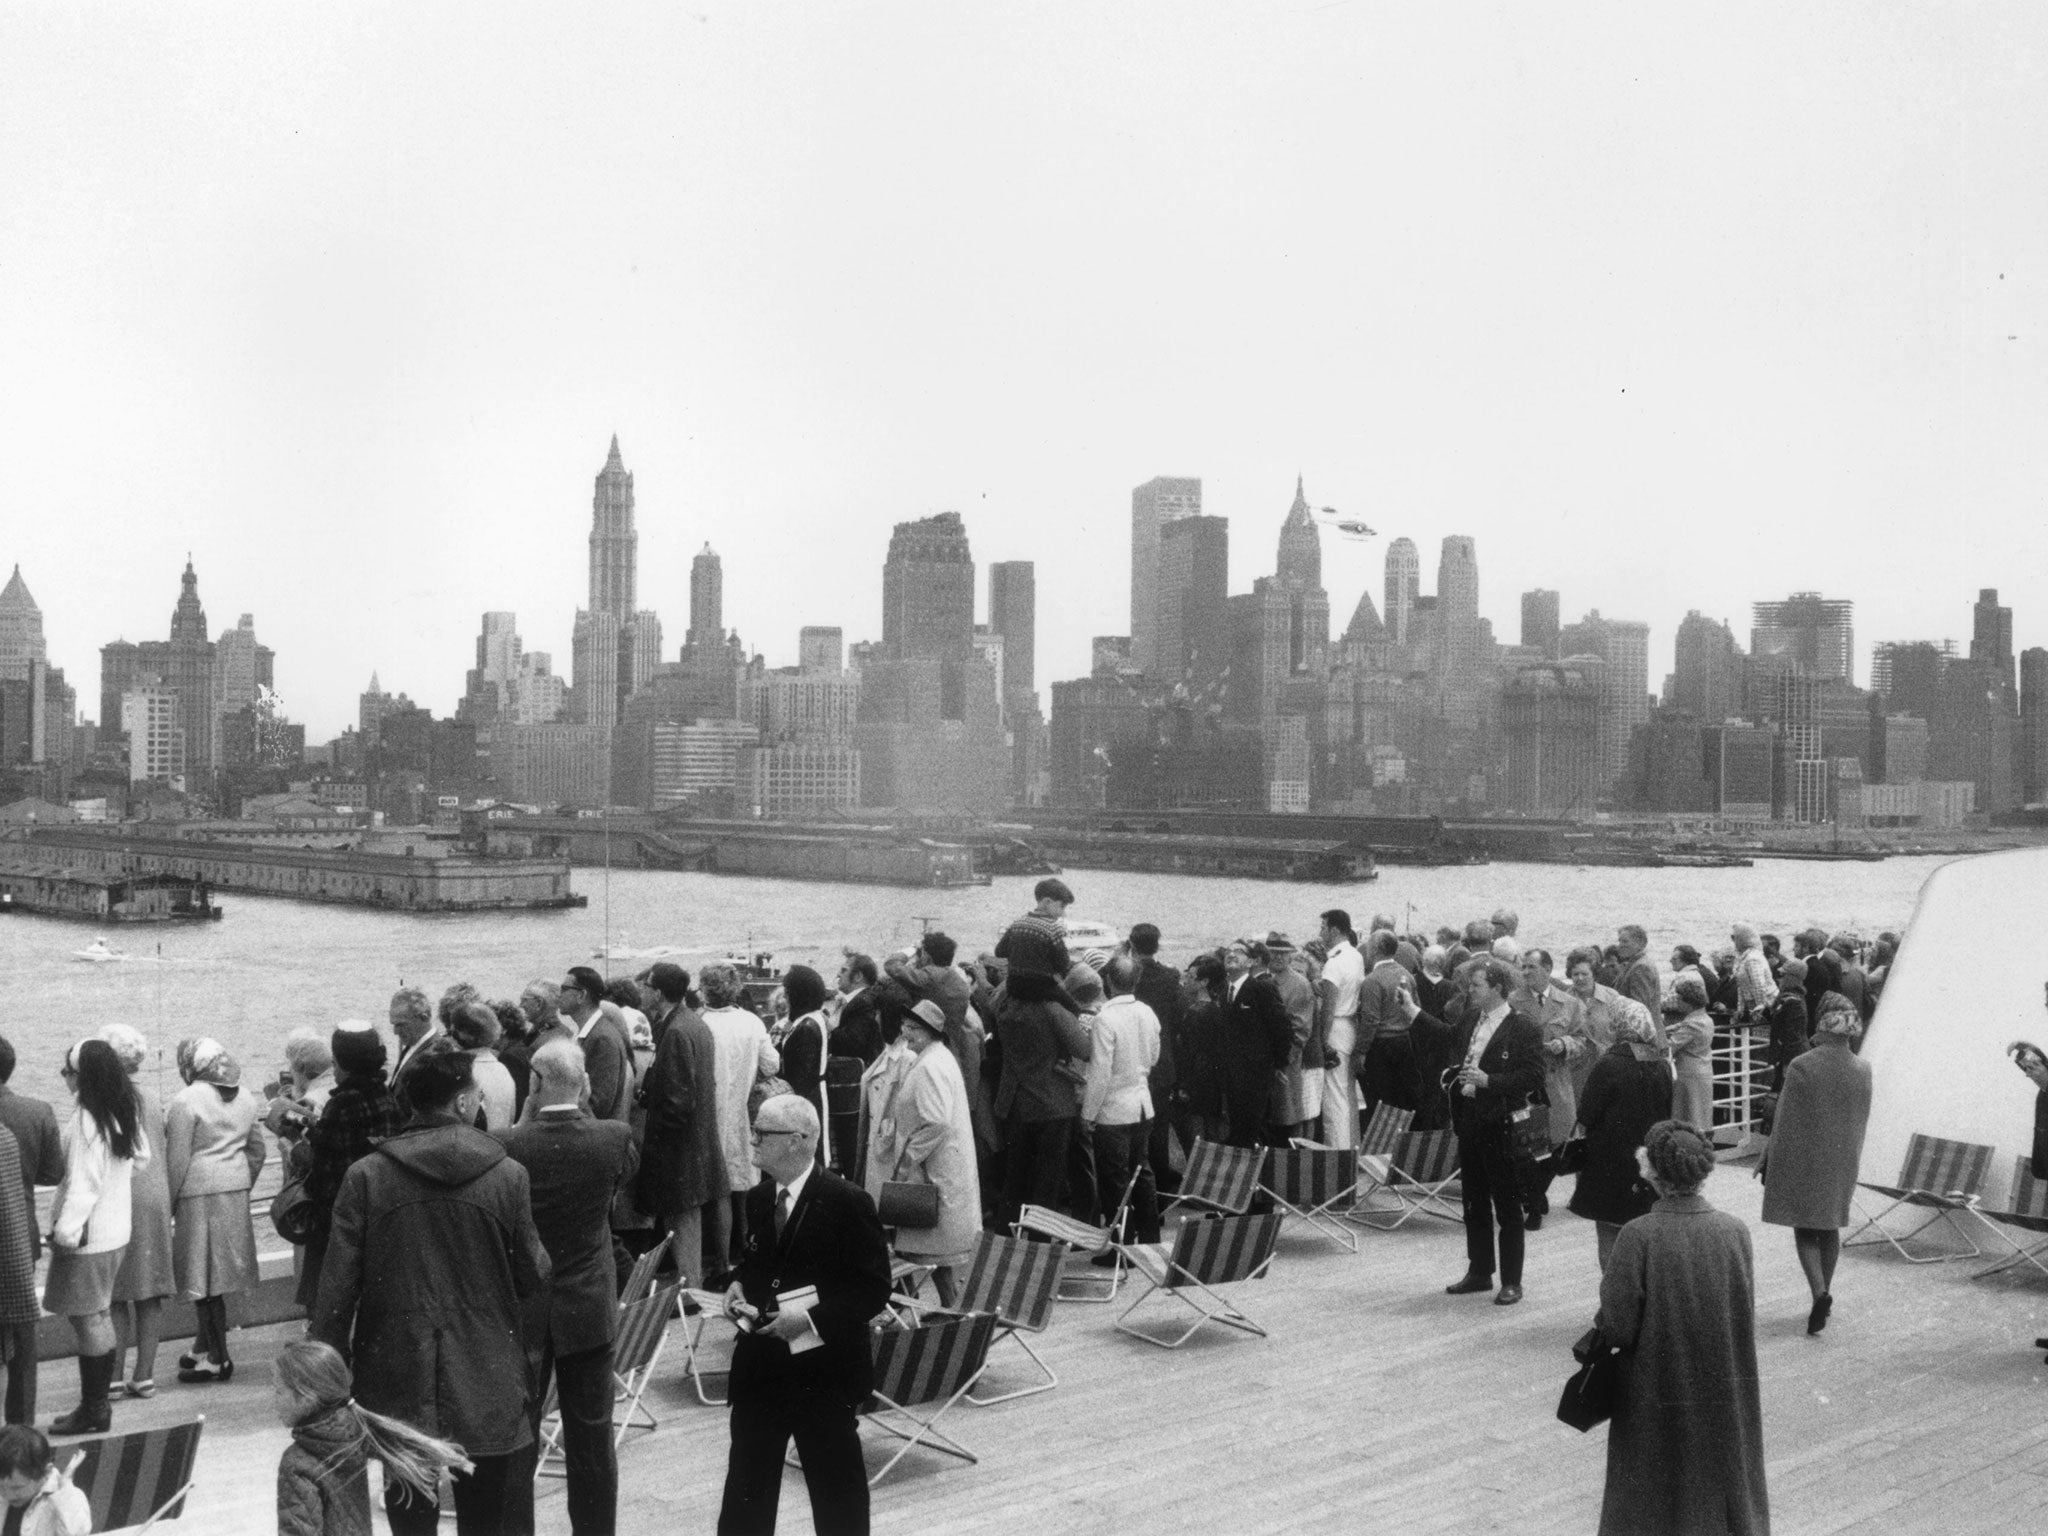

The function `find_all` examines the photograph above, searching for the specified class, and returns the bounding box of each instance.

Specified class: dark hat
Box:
[331,1021,388,1077]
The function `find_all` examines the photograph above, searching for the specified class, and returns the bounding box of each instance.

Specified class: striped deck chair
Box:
[1351,1104,1417,1207]
[1113,1212,1282,1350]
[1015,1158,1143,1303]
[1970,1156,2048,1281]
[896,1231,1070,1404]
[62,1417,203,1533]
[1264,1143,1363,1252]
[1845,1133,1996,1263]
[1347,1129,1462,1231]
[679,1286,742,1406]
[538,1281,682,1474]
[1159,1139,1267,1223]
[619,1233,672,1304]
[859,1309,998,1487]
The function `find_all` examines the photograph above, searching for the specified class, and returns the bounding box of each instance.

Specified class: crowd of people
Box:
[0,880,1939,1534]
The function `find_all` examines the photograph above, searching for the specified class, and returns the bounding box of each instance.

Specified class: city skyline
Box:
[5,7,2045,737]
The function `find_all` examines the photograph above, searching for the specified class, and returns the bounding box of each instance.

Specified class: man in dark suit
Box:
[830,955,885,1069]
[718,1094,892,1536]
[0,1034,63,1424]
[1128,924,1183,1191]
[495,1040,639,1534]
[1219,939,1292,1149]
[1404,958,1546,1306]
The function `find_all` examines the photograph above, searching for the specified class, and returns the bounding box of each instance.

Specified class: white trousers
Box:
[1320,1015,1358,1149]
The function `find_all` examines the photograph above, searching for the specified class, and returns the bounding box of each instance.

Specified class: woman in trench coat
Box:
[1759,993,1872,1334]
[866,1001,981,1305]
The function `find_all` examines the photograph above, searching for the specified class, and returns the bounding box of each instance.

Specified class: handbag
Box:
[269,1174,321,1245]
[1554,1134,1589,1176]
[877,1180,942,1229]
[1508,1099,1552,1164]
[1753,1091,1780,1136]
[1557,1328,1624,1432]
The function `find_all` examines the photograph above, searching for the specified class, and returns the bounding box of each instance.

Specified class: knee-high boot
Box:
[50,1351,114,1436]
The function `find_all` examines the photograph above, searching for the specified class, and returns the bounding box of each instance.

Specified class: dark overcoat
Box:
[1760,1037,1872,1230]
[1597,1195,1768,1536]
[637,1005,726,1214]
[1567,1044,1672,1227]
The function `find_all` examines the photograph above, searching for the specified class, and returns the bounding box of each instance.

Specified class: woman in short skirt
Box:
[46,1038,148,1436]
[164,1038,266,1385]
[97,1025,175,1401]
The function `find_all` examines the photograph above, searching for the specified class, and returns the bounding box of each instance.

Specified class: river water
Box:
[0,855,1959,1105]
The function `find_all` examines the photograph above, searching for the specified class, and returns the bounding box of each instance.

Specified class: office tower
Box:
[1771,669,1828,822]
[2023,649,2048,803]
[360,673,394,746]
[1383,537,1419,648]
[1671,611,1742,721]
[881,512,975,661]
[0,567,48,762]
[1129,476,1201,676]
[1932,657,2018,813]
[99,640,138,737]
[689,544,724,655]
[799,626,844,676]
[1871,639,1951,720]
[212,614,268,763]
[1435,536,1481,688]
[988,561,1035,695]
[1520,589,1560,657]
[1500,660,1600,813]
[1276,475,1321,591]
[1226,483,1331,723]
[571,437,661,729]
[1558,610,1652,792]
[1155,515,1229,691]
[476,613,521,694]
[1971,588,2016,697]
[1751,593,1854,685]
[120,561,220,779]
[122,684,184,784]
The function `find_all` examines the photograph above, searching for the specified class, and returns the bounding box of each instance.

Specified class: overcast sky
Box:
[3,3,2043,738]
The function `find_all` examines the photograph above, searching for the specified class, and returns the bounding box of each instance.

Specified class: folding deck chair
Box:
[1844,1133,1996,1263]
[618,1233,672,1305]
[1265,1141,1364,1252]
[1352,1104,1416,1207]
[538,1281,683,1474]
[1113,1211,1282,1349]
[893,1231,1069,1404]
[1159,1138,1267,1223]
[680,1286,738,1405]
[63,1417,204,1533]
[1015,1158,1143,1302]
[1346,1129,1462,1231]
[857,1309,998,1487]
[1969,1155,2048,1281]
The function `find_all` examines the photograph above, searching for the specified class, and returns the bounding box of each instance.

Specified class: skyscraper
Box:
[1751,593,1854,685]
[1971,588,2015,697]
[2021,648,2048,804]
[1129,476,1201,675]
[1155,515,1229,692]
[1383,537,1419,647]
[571,437,661,729]
[1435,536,1481,688]
[1671,611,1742,721]
[798,626,843,676]
[1558,609,1652,792]
[212,613,271,766]
[881,512,975,661]
[0,567,47,763]
[1520,589,1560,656]
[126,561,221,778]
[988,561,1035,695]
[689,544,724,655]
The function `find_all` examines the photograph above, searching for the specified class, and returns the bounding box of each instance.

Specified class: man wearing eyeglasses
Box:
[718,1095,891,1536]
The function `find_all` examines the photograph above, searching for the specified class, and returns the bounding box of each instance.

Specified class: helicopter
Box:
[1313,505,1377,540]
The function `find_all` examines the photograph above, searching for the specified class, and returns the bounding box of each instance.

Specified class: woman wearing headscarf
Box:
[1760,993,1873,1334]
[1663,976,1715,1134]
[777,965,832,1163]
[1567,1000,1674,1269]
[47,1039,148,1435]
[97,1025,174,1401]
[164,1038,266,1383]
[298,1023,404,1312]
[1595,1121,1768,1536]
[868,1000,981,1305]
[1766,957,1811,1092]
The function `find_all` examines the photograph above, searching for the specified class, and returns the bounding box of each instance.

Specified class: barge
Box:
[0,858,222,923]
[1027,829,1377,883]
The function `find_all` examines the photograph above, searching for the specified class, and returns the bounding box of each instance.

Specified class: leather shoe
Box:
[1806,1292,1832,1335]
[1494,1285,1524,1306]
[1444,1273,1493,1295]
[1524,1213,1544,1231]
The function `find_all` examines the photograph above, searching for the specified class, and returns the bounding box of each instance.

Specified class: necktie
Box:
[775,1188,791,1242]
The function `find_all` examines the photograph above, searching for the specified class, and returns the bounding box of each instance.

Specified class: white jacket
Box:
[52,1107,150,1254]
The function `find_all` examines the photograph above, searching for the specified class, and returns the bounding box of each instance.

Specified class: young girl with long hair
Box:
[46,1038,145,1436]
[273,1340,471,1536]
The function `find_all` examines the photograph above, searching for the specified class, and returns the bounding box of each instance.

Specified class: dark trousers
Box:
[1065,1120,1099,1224]
[1147,1101,1183,1191]
[386,1451,522,1535]
[508,1338,617,1535]
[1092,1119,1160,1243]
[717,1393,869,1536]
[1360,1033,1421,1120]
[998,1115,1073,1231]
[4,1319,37,1424]
[1458,1128,1525,1287]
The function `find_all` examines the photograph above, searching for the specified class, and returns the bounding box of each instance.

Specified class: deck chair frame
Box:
[1350,1105,1417,1210]
[1844,1133,1995,1264]
[538,1281,682,1474]
[679,1287,736,1405]
[856,1309,997,1488]
[1113,1212,1281,1350]
[1268,1141,1365,1252]
[1015,1158,1143,1303]
[1347,1129,1462,1231]
[1159,1138,1267,1224]
[894,1230,1070,1405]
[1969,1155,2048,1281]
[62,1415,204,1535]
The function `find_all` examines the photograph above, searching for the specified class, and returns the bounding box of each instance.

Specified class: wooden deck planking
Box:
[41,1159,2048,1535]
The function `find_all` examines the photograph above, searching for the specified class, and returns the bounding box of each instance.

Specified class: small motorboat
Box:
[72,939,127,964]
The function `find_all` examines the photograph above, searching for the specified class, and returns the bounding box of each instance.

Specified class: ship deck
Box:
[56,1158,2048,1535]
